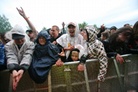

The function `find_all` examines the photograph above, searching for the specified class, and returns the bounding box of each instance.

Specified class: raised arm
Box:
[16,7,38,40]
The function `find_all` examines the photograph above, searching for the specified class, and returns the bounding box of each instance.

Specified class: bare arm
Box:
[16,7,38,38]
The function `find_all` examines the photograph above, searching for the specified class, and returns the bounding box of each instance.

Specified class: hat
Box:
[110,26,117,30]
[67,22,76,28]
[26,30,33,33]
[12,34,25,40]
[11,24,26,40]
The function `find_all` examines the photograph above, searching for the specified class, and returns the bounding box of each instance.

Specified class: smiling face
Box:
[38,36,46,45]
[68,25,76,37]
[80,30,88,41]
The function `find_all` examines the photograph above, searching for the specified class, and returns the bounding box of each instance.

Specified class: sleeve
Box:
[79,54,88,64]
[95,43,108,82]
[56,34,66,48]
[20,42,35,70]
[5,42,19,71]
[102,40,117,58]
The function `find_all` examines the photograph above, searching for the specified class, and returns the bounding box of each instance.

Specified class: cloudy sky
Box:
[0,0,138,31]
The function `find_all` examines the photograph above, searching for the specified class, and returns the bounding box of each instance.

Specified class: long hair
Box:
[109,27,132,42]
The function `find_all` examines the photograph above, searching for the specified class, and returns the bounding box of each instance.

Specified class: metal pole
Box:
[97,81,101,92]
[48,70,52,92]
[84,64,91,92]
[113,59,124,92]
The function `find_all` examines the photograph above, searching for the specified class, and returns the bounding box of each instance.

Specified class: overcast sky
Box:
[0,0,138,31]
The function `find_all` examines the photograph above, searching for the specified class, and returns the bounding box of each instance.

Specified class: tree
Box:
[0,15,12,34]
[78,22,88,30]
[93,24,98,29]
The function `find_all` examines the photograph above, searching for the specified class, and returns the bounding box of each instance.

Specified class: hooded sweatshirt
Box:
[5,25,34,72]
[84,25,108,81]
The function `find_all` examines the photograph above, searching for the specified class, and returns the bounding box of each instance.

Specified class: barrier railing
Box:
[0,54,138,92]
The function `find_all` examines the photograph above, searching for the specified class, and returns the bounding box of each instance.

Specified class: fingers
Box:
[77,64,84,71]
[20,7,23,10]
[56,59,63,67]
[116,54,124,64]
[12,77,18,91]
[62,48,65,53]
[58,49,65,56]
[16,7,19,11]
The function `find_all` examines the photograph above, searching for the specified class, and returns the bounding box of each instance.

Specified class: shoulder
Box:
[56,34,68,43]
[5,40,14,48]
[58,34,68,38]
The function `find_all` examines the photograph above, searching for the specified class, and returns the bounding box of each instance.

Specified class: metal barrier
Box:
[0,54,138,92]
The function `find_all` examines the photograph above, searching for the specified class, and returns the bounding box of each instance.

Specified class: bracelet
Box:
[24,17,29,20]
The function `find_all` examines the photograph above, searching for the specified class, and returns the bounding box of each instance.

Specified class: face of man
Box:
[50,26,59,38]
[68,25,76,37]
[27,32,34,39]
[14,38,25,45]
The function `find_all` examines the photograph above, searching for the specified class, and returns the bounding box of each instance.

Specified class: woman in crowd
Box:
[29,30,64,83]
[80,25,108,82]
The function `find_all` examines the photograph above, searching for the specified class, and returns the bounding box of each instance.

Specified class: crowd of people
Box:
[0,7,138,91]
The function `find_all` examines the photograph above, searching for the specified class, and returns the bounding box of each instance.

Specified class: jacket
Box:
[84,25,108,81]
[28,30,60,83]
[5,40,34,72]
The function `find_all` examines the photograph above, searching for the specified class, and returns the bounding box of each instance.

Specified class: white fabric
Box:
[56,34,84,58]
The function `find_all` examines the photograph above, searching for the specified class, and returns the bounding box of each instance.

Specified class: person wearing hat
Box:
[5,25,34,91]
[56,22,84,70]
[110,26,117,35]
[26,29,34,40]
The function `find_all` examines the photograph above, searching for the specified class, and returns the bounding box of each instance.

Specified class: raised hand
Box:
[58,49,65,57]
[16,7,27,19]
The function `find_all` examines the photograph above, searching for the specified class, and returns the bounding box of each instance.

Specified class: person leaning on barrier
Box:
[5,25,34,91]
[102,27,138,64]
[56,22,85,70]
[28,30,64,83]
[80,25,108,82]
